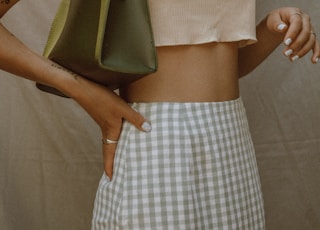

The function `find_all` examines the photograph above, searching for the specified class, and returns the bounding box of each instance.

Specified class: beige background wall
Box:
[0,1,319,229]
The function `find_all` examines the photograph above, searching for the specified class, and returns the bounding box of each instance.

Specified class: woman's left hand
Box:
[266,7,320,63]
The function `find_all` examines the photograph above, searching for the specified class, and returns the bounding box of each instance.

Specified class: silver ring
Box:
[102,138,118,145]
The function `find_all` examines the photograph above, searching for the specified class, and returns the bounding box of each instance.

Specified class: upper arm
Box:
[0,0,19,18]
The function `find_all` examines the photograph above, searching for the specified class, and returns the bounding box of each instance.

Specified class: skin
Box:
[0,1,319,178]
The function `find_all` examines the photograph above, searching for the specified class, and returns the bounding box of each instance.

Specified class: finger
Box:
[266,11,288,34]
[285,13,311,54]
[103,142,118,179]
[288,32,317,62]
[283,12,304,46]
[119,104,152,132]
[290,33,319,63]
[97,92,151,133]
[311,36,320,63]
[101,123,122,179]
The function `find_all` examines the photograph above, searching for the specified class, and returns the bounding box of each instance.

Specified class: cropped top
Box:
[148,0,257,47]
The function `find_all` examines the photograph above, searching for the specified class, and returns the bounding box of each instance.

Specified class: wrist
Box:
[256,16,284,48]
[38,60,87,100]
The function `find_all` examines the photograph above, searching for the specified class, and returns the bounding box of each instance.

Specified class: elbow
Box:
[238,68,254,78]
[238,63,255,78]
[238,69,247,78]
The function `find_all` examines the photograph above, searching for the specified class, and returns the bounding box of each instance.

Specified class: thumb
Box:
[266,12,288,34]
[121,105,152,132]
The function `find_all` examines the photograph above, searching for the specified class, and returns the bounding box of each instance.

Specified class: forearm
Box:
[238,17,283,78]
[0,22,87,97]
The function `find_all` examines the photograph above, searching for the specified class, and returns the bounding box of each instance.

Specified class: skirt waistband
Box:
[130,97,245,117]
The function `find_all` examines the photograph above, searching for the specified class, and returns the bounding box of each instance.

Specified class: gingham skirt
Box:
[91,98,265,230]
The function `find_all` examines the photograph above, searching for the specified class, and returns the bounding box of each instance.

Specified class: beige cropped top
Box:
[148,0,257,47]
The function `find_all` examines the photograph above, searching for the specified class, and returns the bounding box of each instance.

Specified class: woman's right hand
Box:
[66,76,151,179]
[0,0,150,179]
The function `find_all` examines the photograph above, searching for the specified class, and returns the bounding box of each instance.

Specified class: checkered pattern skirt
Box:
[91,98,265,229]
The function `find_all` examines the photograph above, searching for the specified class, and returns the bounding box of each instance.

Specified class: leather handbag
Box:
[36,0,157,97]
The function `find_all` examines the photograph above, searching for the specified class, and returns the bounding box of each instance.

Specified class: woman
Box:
[1,0,319,229]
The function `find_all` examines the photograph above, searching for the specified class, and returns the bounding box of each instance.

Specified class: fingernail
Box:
[284,49,293,56]
[141,122,152,132]
[284,38,292,46]
[315,57,319,63]
[277,23,286,31]
[291,55,299,62]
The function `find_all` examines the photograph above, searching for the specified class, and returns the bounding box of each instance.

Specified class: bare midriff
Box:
[120,42,239,103]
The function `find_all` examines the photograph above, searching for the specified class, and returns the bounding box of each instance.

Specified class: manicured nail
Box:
[277,23,286,31]
[284,38,292,46]
[141,122,152,132]
[291,55,299,62]
[284,49,293,56]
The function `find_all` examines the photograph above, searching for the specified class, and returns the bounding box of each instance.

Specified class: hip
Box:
[92,98,265,229]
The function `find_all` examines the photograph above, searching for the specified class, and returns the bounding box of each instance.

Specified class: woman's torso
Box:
[121,42,240,102]
[120,0,256,103]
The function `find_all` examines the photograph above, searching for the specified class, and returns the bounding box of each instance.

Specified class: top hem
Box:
[154,37,257,48]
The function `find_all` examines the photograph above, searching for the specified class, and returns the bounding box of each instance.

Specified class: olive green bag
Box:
[36,0,157,97]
